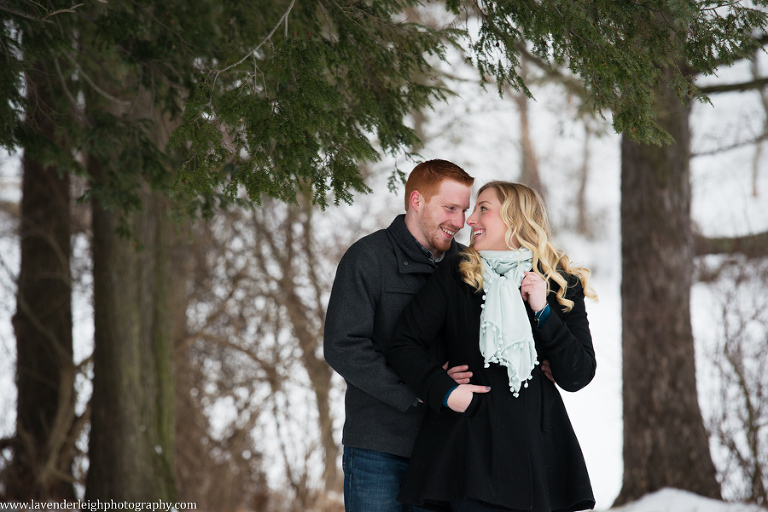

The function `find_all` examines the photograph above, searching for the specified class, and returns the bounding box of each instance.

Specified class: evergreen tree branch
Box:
[51,52,89,127]
[211,0,296,90]
[62,52,131,106]
[0,3,83,22]
[700,77,768,94]
[513,42,584,96]
[694,231,768,258]
[0,4,46,22]
[693,32,768,72]
[41,4,83,21]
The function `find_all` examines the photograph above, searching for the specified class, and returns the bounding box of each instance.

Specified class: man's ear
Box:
[409,190,422,212]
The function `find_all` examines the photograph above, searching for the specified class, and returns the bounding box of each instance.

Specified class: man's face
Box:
[415,179,472,257]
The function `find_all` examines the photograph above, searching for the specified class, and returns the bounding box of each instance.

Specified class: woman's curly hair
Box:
[459,181,597,312]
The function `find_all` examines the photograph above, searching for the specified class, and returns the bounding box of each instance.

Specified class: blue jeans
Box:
[343,446,429,512]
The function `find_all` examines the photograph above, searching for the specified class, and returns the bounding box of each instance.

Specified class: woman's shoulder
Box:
[437,252,473,284]
[549,268,584,297]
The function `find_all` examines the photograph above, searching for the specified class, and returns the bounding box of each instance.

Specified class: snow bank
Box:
[607,489,766,512]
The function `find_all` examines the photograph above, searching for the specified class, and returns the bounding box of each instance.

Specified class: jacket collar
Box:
[386,214,461,273]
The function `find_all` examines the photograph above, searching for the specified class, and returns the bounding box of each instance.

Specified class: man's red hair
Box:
[404,160,474,211]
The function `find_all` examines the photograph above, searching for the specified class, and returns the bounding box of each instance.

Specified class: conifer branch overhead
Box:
[4,0,768,211]
[0,2,83,23]
[211,0,297,91]
[62,51,131,106]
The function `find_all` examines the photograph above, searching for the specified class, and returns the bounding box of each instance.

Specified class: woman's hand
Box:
[446,384,491,413]
[520,271,547,312]
[444,362,472,384]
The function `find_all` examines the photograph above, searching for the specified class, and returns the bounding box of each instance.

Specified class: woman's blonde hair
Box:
[459,181,597,312]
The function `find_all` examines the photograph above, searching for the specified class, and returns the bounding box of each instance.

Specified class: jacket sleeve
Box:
[385,261,459,412]
[323,241,417,412]
[536,276,596,392]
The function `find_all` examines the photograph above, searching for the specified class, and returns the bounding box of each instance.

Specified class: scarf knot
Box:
[478,249,538,397]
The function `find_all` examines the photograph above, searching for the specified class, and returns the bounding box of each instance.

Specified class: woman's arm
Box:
[536,277,596,392]
[385,260,463,411]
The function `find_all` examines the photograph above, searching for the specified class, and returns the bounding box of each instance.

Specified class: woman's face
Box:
[467,188,519,251]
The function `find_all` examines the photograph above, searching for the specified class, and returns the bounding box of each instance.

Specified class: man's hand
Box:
[541,359,554,383]
[446,384,491,412]
[444,362,472,384]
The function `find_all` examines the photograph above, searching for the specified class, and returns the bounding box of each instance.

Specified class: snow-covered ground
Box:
[608,488,766,512]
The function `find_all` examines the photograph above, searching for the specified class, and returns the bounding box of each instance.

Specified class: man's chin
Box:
[434,239,453,252]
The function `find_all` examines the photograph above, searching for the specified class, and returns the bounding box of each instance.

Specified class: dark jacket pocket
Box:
[463,393,483,419]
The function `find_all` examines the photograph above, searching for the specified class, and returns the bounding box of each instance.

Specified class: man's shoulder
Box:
[337,225,395,271]
[345,226,391,255]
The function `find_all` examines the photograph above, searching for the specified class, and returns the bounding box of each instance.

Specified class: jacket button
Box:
[404,261,409,265]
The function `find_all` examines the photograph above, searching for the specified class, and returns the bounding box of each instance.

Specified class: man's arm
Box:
[323,241,418,412]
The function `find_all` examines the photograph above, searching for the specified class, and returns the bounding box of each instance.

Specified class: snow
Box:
[607,488,766,512]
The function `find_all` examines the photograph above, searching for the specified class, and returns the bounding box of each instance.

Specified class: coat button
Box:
[404,261,409,265]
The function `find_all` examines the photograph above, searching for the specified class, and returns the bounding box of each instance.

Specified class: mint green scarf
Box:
[479,249,538,397]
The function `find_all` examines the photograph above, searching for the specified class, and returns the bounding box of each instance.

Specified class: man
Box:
[324,159,475,512]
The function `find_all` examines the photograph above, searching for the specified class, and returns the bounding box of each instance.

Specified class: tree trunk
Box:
[513,60,544,200]
[85,172,176,500]
[84,84,177,498]
[614,67,720,504]
[575,123,592,236]
[10,63,75,500]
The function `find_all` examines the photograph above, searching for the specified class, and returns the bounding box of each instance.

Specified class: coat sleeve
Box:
[385,260,459,412]
[323,240,417,412]
[536,276,596,392]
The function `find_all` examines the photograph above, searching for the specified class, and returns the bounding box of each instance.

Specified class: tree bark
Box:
[85,172,176,500]
[513,60,545,199]
[84,89,176,500]
[575,123,592,235]
[614,67,720,504]
[693,232,768,258]
[10,62,75,500]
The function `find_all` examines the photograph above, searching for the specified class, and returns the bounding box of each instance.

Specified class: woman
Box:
[385,181,598,512]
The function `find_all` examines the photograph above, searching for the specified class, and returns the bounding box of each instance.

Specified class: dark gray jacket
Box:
[323,214,462,457]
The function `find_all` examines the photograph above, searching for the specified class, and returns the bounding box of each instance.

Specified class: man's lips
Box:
[441,226,458,238]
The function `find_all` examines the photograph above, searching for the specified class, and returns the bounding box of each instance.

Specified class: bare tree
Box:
[175,187,381,511]
[7,58,77,500]
[510,59,545,199]
[698,257,768,505]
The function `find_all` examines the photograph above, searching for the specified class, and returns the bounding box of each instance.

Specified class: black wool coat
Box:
[324,215,462,457]
[385,254,596,512]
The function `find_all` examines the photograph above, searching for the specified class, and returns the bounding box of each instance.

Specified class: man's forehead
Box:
[432,180,472,200]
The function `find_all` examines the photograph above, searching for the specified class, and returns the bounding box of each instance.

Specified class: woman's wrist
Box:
[534,303,551,327]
